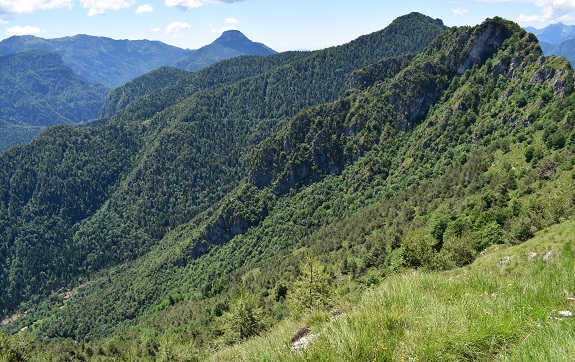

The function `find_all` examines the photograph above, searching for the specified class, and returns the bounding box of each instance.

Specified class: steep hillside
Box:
[0,50,108,152]
[2,16,574,361]
[96,66,190,121]
[174,30,276,72]
[212,218,575,361]
[103,13,447,126]
[0,13,447,319]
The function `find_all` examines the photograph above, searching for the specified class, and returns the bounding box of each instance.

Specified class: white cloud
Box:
[165,21,191,33]
[150,27,162,33]
[136,3,154,14]
[0,0,72,16]
[6,25,43,36]
[165,0,244,11]
[451,8,470,16]
[79,0,135,16]
[210,17,239,33]
[480,0,575,23]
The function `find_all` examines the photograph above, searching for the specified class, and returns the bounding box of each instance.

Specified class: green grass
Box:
[210,217,575,361]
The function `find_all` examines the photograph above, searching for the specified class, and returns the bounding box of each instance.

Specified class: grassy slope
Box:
[212,216,575,361]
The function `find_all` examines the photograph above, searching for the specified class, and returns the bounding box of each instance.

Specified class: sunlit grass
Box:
[210,218,575,361]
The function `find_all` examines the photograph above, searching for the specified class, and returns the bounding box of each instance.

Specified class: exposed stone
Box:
[530,66,554,85]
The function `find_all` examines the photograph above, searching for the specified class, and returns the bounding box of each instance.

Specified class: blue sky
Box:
[0,0,574,51]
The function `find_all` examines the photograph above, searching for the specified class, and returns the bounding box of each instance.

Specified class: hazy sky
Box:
[0,0,574,51]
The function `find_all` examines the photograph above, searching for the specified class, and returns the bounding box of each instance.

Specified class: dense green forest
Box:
[0,50,109,153]
[0,30,284,153]
[0,12,446,318]
[2,13,575,361]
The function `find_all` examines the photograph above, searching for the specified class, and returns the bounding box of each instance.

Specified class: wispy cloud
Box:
[480,0,575,23]
[165,0,245,11]
[79,0,135,16]
[6,25,44,36]
[451,8,470,17]
[136,3,154,14]
[165,21,191,33]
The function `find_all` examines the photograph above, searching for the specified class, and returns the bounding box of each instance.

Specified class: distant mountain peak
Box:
[174,29,276,72]
[211,30,275,55]
[214,30,251,44]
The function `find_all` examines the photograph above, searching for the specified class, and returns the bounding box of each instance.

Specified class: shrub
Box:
[288,256,333,315]
[525,146,543,164]
[444,217,472,239]
[402,228,438,269]
[545,130,566,150]
[221,290,266,344]
[509,215,535,243]
[473,221,505,251]
[432,232,477,270]
[427,206,454,243]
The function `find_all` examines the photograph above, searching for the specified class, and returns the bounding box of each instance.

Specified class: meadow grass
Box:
[210,217,575,361]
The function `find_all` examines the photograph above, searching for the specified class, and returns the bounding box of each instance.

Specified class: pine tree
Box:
[288,255,332,314]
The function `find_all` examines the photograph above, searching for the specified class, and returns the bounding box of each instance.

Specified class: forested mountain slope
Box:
[0,50,108,152]
[3,15,575,361]
[0,13,446,319]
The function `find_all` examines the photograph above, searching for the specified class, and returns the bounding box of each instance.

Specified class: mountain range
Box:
[526,23,575,66]
[0,30,276,88]
[0,30,277,153]
[1,12,575,361]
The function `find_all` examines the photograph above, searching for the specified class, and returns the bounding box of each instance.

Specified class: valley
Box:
[1,10,575,362]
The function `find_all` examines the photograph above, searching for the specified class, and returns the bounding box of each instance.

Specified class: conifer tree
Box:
[288,255,332,314]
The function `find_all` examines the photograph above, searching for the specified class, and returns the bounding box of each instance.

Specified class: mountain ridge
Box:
[525,22,575,44]
[0,30,277,88]
[2,13,575,361]
[0,34,192,87]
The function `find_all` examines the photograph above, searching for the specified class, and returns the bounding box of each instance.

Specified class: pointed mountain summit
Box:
[173,30,277,72]
[212,30,276,55]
